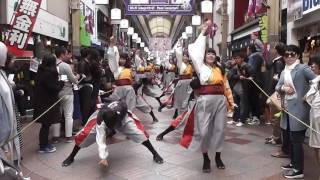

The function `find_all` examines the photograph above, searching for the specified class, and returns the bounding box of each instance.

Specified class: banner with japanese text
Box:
[125,0,195,15]
[5,0,42,56]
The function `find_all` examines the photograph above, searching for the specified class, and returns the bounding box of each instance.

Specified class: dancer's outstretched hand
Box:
[98,159,109,167]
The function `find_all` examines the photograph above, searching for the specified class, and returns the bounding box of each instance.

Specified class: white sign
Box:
[303,0,320,14]
[95,0,109,4]
[29,58,39,73]
[282,0,288,9]
[6,0,47,24]
[33,9,69,42]
[131,0,149,4]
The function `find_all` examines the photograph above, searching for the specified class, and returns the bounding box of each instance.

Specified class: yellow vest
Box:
[183,64,193,76]
[207,67,224,85]
[118,68,134,82]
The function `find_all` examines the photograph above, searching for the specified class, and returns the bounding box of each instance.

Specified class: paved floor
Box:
[2,97,320,180]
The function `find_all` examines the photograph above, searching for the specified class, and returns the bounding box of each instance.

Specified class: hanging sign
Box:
[125,0,195,15]
[259,15,268,43]
[5,0,42,55]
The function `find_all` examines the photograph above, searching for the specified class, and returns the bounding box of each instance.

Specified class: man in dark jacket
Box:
[247,44,265,125]
[228,52,254,126]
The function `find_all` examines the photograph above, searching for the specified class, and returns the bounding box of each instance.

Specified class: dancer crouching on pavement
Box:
[62,100,163,167]
[179,21,228,173]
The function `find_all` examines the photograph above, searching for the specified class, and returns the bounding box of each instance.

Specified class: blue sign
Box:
[303,0,320,14]
[125,0,195,15]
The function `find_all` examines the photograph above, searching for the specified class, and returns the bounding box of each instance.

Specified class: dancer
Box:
[172,39,193,118]
[156,75,234,141]
[134,50,163,106]
[62,100,163,167]
[107,37,158,123]
[179,21,229,173]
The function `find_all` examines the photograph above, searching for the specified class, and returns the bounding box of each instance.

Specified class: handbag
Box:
[266,92,281,110]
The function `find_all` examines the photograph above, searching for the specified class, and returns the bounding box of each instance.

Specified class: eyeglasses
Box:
[284,52,297,58]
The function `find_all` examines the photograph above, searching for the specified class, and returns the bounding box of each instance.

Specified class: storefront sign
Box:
[6,0,42,54]
[303,0,320,15]
[124,0,195,15]
[33,10,68,42]
[259,15,268,43]
[288,0,303,21]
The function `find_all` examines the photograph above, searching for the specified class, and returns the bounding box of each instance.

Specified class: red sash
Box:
[198,85,224,95]
[179,75,192,80]
[115,79,132,86]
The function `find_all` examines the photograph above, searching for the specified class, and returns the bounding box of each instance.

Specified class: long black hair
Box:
[38,54,58,74]
[120,52,131,68]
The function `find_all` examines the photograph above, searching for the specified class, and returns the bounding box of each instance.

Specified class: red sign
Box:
[5,0,42,56]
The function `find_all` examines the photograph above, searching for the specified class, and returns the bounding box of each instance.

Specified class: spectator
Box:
[52,46,79,143]
[87,48,103,115]
[247,44,264,125]
[305,55,320,167]
[276,45,316,179]
[33,54,63,153]
[265,42,286,145]
[77,48,94,125]
[251,32,264,52]
[228,52,254,126]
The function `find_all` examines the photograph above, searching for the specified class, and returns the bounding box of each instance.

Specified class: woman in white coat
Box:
[306,56,320,166]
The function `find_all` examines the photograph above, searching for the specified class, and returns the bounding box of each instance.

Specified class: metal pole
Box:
[221,0,229,61]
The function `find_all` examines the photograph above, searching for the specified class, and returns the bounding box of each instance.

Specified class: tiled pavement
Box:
[2,97,320,180]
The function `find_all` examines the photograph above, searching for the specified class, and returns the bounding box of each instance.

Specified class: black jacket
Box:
[33,70,63,125]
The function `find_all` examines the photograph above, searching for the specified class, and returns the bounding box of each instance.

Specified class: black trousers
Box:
[79,85,93,125]
[282,115,306,171]
[238,92,250,123]
[281,127,290,155]
[39,123,51,148]
[248,83,261,117]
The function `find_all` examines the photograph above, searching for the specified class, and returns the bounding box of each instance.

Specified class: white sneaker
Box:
[246,118,253,123]
[236,122,244,127]
[227,111,233,118]
[252,116,259,121]
[227,120,235,125]
[248,120,260,125]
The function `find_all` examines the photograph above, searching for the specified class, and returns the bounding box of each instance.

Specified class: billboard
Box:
[125,0,195,15]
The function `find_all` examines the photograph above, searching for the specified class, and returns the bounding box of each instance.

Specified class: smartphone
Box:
[8,74,15,82]
[60,75,68,81]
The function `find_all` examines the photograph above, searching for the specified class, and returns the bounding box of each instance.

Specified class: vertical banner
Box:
[259,15,269,61]
[80,1,94,47]
[5,0,42,55]
[259,15,268,44]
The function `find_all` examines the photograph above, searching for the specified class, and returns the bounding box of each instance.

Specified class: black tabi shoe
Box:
[153,154,164,164]
[202,159,211,173]
[62,157,74,167]
[284,169,304,179]
[158,104,165,112]
[215,158,225,169]
[153,118,159,123]
[156,134,164,141]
